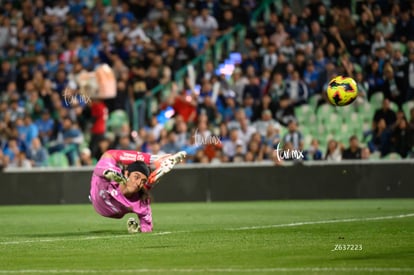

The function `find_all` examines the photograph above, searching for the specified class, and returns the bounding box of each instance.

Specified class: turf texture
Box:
[0,199,413,274]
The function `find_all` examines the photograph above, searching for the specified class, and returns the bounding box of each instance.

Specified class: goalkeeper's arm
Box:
[94,150,154,184]
[103,169,127,185]
[101,149,151,166]
[93,151,128,184]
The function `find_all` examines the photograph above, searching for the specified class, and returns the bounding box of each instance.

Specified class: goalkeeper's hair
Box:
[126,161,150,177]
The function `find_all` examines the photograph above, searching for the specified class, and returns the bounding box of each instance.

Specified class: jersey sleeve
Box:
[105,149,151,165]
[94,150,152,179]
[93,154,122,178]
[137,199,153,233]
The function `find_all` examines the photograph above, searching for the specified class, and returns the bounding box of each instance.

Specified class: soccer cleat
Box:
[127,217,140,233]
[147,151,187,187]
[103,169,127,185]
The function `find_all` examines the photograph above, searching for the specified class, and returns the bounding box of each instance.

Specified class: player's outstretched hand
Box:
[103,169,127,185]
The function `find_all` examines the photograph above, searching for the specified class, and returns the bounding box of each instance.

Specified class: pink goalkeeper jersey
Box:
[89,156,153,232]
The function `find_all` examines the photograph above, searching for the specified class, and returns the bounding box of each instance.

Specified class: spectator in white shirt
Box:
[45,0,69,20]
[193,8,218,38]
[222,128,245,159]
[238,117,256,145]
[253,110,281,138]
[0,17,11,49]
[124,20,151,43]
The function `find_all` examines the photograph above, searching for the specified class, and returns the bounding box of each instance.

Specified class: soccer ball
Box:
[326,76,358,106]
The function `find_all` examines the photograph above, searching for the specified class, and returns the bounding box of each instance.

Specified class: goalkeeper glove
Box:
[127,217,140,233]
[103,169,127,185]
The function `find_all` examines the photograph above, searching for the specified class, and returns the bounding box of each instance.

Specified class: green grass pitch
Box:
[0,199,413,274]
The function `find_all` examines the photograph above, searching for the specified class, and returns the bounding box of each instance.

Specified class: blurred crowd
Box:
[1,0,414,170]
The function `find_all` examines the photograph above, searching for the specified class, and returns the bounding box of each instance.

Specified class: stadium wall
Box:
[0,161,413,205]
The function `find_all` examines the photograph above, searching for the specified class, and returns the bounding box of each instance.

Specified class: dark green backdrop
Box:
[1,162,413,205]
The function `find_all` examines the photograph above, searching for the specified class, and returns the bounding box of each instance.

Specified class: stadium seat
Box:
[324,133,335,143]
[47,152,70,168]
[334,128,349,145]
[325,114,341,135]
[278,124,287,136]
[336,104,353,119]
[344,112,362,128]
[340,123,349,133]
[357,102,375,123]
[369,92,384,109]
[370,151,381,160]
[384,152,402,160]
[298,113,317,129]
[317,103,332,115]
[308,123,318,137]
[315,124,326,136]
[356,101,372,114]
[294,104,312,122]
[316,104,334,125]
[107,110,129,132]
[402,101,414,119]
[308,94,321,111]
[327,112,340,124]
[389,101,399,112]
[303,134,313,148]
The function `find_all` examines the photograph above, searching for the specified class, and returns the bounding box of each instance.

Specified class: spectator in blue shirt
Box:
[62,117,84,165]
[27,137,48,167]
[3,138,21,163]
[52,69,69,95]
[16,115,39,149]
[303,61,320,96]
[69,0,86,16]
[36,110,55,145]
[220,95,238,123]
[304,139,323,161]
[78,37,99,69]
[161,131,181,154]
[243,76,262,104]
[45,53,60,79]
[188,26,209,54]
[115,2,135,24]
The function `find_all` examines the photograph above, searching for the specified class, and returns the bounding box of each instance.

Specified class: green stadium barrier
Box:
[1,161,413,204]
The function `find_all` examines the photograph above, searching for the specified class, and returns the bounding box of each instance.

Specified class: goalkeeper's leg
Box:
[146,151,187,188]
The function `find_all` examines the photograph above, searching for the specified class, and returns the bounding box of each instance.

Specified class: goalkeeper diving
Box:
[89,149,186,233]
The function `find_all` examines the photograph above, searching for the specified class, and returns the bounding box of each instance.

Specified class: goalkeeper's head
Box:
[124,161,150,194]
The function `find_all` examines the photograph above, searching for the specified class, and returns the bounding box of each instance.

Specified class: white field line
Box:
[0,231,175,245]
[226,213,414,231]
[0,267,413,273]
[0,213,413,246]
